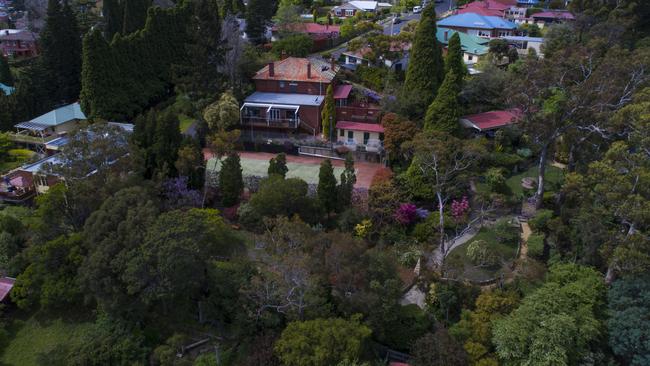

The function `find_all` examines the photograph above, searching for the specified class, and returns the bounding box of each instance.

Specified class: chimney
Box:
[268,62,275,77]
[444,30,448,41]
[307,62,312,79]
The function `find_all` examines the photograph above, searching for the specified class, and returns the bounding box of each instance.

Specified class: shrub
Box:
[485,168,508,194]
[394,203,418,225]
[528,209,553,233]
[527,234,544,259]
[338,208,364,232]
[494,219,519,245]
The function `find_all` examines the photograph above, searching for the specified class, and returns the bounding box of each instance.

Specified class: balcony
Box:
[241,116,301,129]
[8,132,60,144]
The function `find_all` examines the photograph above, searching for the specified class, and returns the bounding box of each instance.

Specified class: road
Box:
[383,0,456,35]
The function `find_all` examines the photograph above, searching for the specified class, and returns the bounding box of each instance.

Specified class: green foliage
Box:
[268,152,288,178]
[338,154,356,210]
[528,209,553,233]
[245,0,276,43]
[175,137,205,189]
[203,91,240,132]
[527,234,544,259]
[122,0,150,35]
[103,0,123,40]
[39,0,82,104]
[355,64,388,91]
[402,3,444,119]
[219,153,244,206]
[321,84,335,140]
[317,159,338,214]
[133,109,182,179]
[0,54,13,86]
[11,234,84,310]
[492,263,606,366]
[242,175,319,227]
[607,276,650,366]
[274,317,371,366]
[444,32,466,87]
[466,239,498,266]
[493,219,519,246]
[81,4,190,119]
[272,33,314,57]
[484,168,508,194]
[411,328,468,366]
[427,281,479,325]
[424,69,461,134]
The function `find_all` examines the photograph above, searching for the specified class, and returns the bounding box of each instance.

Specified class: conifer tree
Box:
[103,0,123,40]
[245,0,276,43]
[80,29,119,119]
[321,84,335,140]
[152,111,182,177]
[317,159,338,214]
[424,69,461,134]
[122,0,150,35]
[219,152,244,206]
[40,0,82,103]
[0,54,12,86]
[338,153,356,210]
[268,152,288,178]
[176,0,224,103]
[402,3,444,118]
[444,33,466,88]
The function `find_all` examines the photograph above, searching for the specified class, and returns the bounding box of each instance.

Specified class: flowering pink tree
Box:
[395,203,418,225]
[451,196,470,220]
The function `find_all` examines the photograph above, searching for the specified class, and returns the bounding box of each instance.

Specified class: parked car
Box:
[413,6,422,13]
[365,139,384,153]
[392,16,402,24]
[343,138,357,151]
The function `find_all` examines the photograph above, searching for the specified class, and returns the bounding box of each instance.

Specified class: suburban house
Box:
[241,57,341,136]
[437,13,517,38]
[438,27,490,65]
[459,109,520,135]
[0,277,15,303]
[12,102,87,152]
[0,29,38,58]
[455,0,511,17]
[331,1,391,18]
[271,23,341,51]
[502,35,543,56]
[335,120,384,151]
[531,10,575,25]
[341,41,411,71]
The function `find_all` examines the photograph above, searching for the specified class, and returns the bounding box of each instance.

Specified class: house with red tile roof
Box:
[455,0,511,18]
[460,109,521,134]
[271,23,341,52]
[241,57,342,136]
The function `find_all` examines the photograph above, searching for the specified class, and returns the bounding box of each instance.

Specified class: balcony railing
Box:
[9,133,59,144]
[241,116,301,129]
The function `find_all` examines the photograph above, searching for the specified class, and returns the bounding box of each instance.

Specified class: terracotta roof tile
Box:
[253,57,339,83]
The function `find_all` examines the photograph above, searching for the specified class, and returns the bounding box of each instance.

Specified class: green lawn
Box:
[0,149,36,173]
[1,314,93,366]
[446,224,519,282]
[178,114,195,134]
[505,164,564,197]
[208,157,344,185]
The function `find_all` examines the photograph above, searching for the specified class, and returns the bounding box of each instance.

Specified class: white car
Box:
[413,6,422,13]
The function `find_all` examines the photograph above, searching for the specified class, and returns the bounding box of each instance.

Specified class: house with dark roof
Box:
[531,10,575,25]
[460,110,521,135]
[331,1,392,18]
[438,13,517,38]
[0,29,38,58]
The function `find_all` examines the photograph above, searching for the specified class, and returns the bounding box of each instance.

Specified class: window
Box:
[347,131,353,140]
[279,81,285,89]
[363,132,370,145]
[269,109,281,121]
[36,175,48,187]
[478,30,490,38]
[379,133,384,141]
[345,9,354,17]
[340,129,345,137]
[467,54,473,61]
[289,82,298,93]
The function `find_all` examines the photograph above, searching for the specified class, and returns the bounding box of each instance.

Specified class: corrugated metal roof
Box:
[336,121,384,133]
[244,92,325,107]
[253,57,339,83]
[15,102,86,129]
[438,27,490,55]
[438,13,517,30]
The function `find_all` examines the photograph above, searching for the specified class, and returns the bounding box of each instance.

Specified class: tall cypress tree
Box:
[122,0,150,35]
[402,3,444,119]
[423,69,461,134]
[219,152,244,206]
[444,32,466,89]
[80,29,120,119]
[153,110,182,177]
[0,54,12,86]
[317,159,338,215]
[104,0,124,40]
[338,153,356,211]
[245,0,276,44]
[321,84,335,140]
[40,0,82,103]
[175,0,224,103]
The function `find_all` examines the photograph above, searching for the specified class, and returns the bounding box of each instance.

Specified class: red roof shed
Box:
[460,110,520,131]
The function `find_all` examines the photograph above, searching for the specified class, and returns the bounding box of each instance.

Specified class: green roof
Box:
[437,27,489,56]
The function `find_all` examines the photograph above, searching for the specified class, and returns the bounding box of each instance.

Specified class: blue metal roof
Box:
[244,92,325,107]
[0,83,14,96]
[438,13,517,30]
[15,102,86,129]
